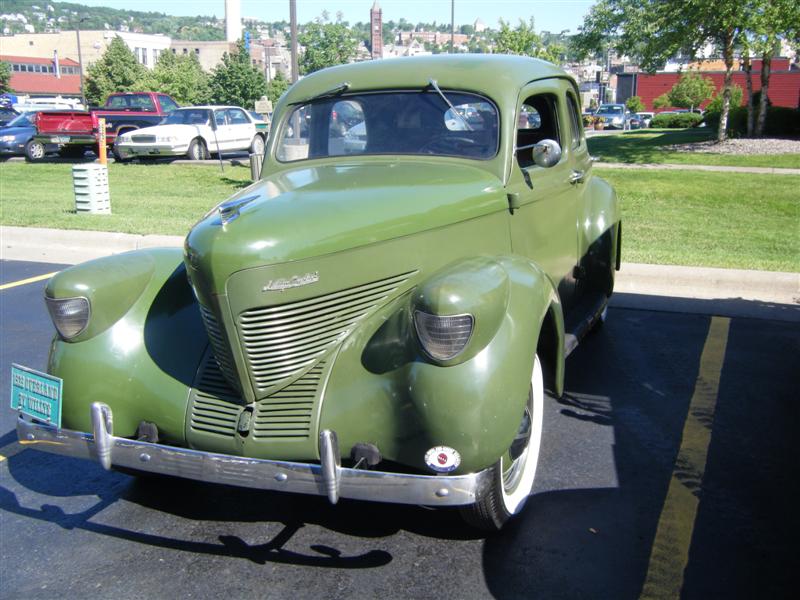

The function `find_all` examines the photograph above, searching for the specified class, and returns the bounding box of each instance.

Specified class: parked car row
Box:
[0,92,269,162]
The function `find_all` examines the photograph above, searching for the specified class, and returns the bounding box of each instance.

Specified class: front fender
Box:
[47,248,208,442]
[320,255,563,474]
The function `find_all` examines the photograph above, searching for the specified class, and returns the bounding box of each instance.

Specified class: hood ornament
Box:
[262,271,319,292]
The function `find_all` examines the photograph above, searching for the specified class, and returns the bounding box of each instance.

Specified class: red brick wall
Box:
[636,71,800,110]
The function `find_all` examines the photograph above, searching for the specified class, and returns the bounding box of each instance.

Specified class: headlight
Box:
[413,310,474,361]
[45,296,90,339]
[156,135,178,143]
[0,135,16,142]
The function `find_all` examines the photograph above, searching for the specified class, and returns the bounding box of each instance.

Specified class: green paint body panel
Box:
[43,56,619,478]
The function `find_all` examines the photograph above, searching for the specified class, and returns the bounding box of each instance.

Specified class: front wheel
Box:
[24,139,46,162]
[461,354,544,531]
[187,138,208,161]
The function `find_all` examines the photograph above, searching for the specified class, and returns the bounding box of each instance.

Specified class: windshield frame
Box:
[274,89,501,164]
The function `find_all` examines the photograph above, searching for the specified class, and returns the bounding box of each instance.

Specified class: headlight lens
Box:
[156,135,178,143]
[0,135,16,142]
[413,310,474,361]
[45,296,90,339]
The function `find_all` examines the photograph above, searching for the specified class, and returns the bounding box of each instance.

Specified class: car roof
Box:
[282,55,569,109]
[175,105,244,111]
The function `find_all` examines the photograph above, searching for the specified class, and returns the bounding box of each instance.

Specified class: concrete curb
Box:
[594,162,800,175]
[2,225,798,306]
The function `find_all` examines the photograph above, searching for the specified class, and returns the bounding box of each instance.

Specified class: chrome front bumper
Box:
[16,402,490,507]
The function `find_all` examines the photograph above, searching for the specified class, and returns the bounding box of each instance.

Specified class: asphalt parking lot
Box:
[1,259,797,599]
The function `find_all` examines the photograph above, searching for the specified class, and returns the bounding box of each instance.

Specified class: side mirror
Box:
[532,139,562,168]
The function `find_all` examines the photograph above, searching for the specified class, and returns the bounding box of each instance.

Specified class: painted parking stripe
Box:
[0,442,24,462]
[0,272,58,291]
[641,316,731,598]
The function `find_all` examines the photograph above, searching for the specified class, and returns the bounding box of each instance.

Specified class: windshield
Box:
[6,112,35,127]
[276,91,499,162]
[597,105,623,115]
[160,109,212,126]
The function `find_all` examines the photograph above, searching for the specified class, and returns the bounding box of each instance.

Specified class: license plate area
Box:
[10,364,62,427]
[51,136,70,144]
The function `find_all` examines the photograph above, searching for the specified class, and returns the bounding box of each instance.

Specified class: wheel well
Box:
[536,304,560,395]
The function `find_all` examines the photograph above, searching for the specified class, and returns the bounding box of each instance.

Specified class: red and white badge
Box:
[424,446,461,473]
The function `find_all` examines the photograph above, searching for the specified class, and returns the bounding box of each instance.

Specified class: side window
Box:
[566,93,582,149]
[227,108,249,125]
[158,95,179,113]
[214,110,227,127]
[329,100,365,156]
[516,94,560,168]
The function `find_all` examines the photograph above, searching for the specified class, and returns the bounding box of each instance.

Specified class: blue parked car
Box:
[0,111,61,159]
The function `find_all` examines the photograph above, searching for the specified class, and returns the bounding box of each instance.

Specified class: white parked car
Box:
[114,105,267,161]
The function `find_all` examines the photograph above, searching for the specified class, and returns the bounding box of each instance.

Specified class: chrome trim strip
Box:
[17,405,490,507]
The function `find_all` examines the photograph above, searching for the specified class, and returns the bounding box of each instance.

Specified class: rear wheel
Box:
[24,139,45,162]
[460,354,544,531]
[188,138,208,161]
[250,134,265,155]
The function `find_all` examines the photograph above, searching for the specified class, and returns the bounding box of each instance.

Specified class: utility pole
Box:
[76,17,87,106]
[450,0,455,54]
[290,0,298,83]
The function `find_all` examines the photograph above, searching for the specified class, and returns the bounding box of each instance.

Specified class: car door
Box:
[206,109,231,154]
[225,108,255,152]
[506,79,579,312]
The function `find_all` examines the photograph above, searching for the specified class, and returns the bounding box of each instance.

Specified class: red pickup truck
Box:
[26,92,180,161]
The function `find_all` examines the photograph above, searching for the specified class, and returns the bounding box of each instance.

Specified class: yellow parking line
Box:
[0,271,58,291]
[0,441,25,462]
[641,316,731,598]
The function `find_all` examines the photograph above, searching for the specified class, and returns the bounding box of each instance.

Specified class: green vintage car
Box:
[17,55,620,531]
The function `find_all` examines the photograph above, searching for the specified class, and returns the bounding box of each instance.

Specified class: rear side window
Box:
[158,95,179,113]
[566,93,582,149]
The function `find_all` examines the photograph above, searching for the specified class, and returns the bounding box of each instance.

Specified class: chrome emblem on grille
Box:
[262,271,319,292]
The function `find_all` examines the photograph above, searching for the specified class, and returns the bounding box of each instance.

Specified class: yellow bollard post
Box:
[97,117,107,165]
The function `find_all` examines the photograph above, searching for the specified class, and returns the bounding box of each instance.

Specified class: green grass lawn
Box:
[1,161,797,272]
[588,128,800,169]
[601,169,799,272]
[0,161,253,235]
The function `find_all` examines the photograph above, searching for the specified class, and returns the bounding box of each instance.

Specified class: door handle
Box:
[568,170,585,184]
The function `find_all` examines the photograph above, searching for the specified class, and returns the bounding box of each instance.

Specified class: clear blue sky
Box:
[77,0,595,33]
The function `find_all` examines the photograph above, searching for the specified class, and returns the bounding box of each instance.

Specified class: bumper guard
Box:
[16,402,490,507]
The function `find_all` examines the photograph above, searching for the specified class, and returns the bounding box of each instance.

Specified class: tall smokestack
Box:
[225,0,242,42]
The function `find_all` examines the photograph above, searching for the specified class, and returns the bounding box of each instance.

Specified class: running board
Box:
[563,293,608,358]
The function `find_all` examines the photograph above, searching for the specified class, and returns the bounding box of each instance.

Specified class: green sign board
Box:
[10,364,62,428]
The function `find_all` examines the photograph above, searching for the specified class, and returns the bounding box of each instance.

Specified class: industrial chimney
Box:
[225,0,242,43]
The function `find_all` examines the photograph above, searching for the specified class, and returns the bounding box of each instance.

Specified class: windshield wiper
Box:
[292,82,351,105]
[428,78,473,131]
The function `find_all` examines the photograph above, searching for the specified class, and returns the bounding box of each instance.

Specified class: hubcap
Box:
[31,144,43,158]
[502,400,533,493]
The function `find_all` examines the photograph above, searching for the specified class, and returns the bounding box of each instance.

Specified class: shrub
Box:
[704,105,800,137]
[651,112,704,128]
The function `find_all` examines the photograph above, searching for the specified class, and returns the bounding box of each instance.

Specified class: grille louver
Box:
[239,271,414,394]
[131,134,156,143]
[190,351,242,439]
[198,304,240,391]
[253,361,326,439]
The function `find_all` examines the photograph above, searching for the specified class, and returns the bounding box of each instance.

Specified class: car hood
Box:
[185,159,507,292]
[0,125,34,136]
[122,124,202,139]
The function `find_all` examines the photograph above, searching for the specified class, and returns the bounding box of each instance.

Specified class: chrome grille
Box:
[253,361,326,439]
[131,134,156,143]
[239,271,413,393]
[198,304,239,390]
[190,351,242,438]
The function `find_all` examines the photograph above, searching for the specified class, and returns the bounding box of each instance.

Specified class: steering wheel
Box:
[419,135,477,154]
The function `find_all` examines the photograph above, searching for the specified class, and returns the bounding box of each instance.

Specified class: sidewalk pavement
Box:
[593,162,800,175]
[2,225,798,319]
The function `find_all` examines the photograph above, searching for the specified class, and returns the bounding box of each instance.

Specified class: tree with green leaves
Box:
[495,18,545,57]
[137,51,210,106]
[665,70,715,111]
[266,70,290,104]
[298,21,358,74]
[84,36,148,105]
[208,39,267,109]
[573,0,749,141]
[625,96,645,113]
[0,61,12,94]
